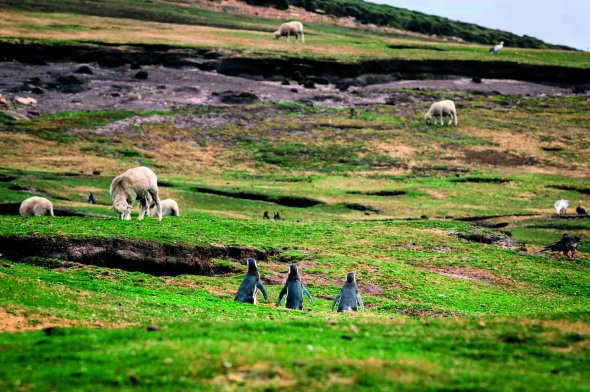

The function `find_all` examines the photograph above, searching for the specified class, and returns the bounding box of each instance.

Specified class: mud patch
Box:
[464,150,538,166]
[0,235,276,276]
[193,186,323,207]
[0,202,94,217]
[451,177,511,184]
[345,203,382,214]
[427,265,511,284]
[546,185,590,195]
[457,231,526,250]
[348,190,406,197]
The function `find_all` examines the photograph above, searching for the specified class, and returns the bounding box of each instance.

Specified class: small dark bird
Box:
[541,233,581,258]
[576,202,587,216]
[273,211,281,221]
[262,211,270,220]
[87,192,96,204]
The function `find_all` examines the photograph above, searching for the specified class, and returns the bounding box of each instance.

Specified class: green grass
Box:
[0,92,589,390]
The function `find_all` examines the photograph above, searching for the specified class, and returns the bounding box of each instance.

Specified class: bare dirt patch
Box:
[464,149,539,166]
[0,235,276,276]
[426,265,511,285]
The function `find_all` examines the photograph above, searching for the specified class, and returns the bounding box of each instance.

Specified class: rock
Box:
[302,80,315,89]
[281,79,290,86]
[129,63,142,70]
[290,88,298,93]
[216,90,259,104]
[572,86,586,94]
[308,76,329,85]
[133,70,149,80]
[30,86,45,95]
[174,86,200,94]
[472,76,483,83]
[292,71,304,82]
[47,75,87,93]
[14,96,37,105]
[203,51,223,59]
[335,82,350,91]
[92,170,101,176]
[75,65,93,75]
[196,60,219,71]
[0,94,8,106]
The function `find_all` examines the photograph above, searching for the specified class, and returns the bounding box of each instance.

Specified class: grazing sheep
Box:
[150,198,180,217]
[424,100,458,126]
[489,41,504,54]
[19,196,54,217]
[273,21,304,43]
[554,199,569,215]
[109,166,161,221]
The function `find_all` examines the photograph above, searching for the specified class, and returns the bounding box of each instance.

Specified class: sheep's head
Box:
[113,202,132,219]
[424,112,432,122]
[272,31,280,40]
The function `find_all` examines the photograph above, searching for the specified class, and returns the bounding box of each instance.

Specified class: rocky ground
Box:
[0,60,586,117]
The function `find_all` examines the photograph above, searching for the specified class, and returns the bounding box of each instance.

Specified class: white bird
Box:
[489,41,504,54]
[554,199,569,215]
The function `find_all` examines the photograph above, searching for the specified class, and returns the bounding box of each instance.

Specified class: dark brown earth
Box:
[0,234,276,276]
[0,60,586,117]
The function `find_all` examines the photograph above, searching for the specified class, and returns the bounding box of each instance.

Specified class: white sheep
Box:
[19,196,54,217]
[489,41,504,54]
[424,100,458,126]
[273,21,304,43]
[151,199,180,217]
[554,199,569,215]
[109,166,161,221]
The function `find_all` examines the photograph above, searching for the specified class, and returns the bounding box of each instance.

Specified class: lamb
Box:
[150,199,180,217]
[19,196,54,217]
[489,41,504,54]
[424,100,458,126]
[109,166,161,221]
[273,21,304,43]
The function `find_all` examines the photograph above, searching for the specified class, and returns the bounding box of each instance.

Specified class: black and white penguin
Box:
[234,258,268,304]
[276,264,313,310]
[332,272,364,312]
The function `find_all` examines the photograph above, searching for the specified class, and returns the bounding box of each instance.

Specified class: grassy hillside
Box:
[0,1,589,68]
[0,92,589,389]
[0,2,589,390]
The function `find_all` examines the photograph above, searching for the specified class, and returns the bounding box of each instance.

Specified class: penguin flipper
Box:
[276,285,287,306]
[303,286,313,303]
[331,293,341,311]
[356,293,364,311]
[256,281,268,300]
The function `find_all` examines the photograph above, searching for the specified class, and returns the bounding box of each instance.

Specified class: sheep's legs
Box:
[301,32,305,43]
[138,199,147,221]
[149,189,162,221]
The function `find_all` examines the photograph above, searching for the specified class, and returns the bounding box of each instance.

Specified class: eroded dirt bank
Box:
[0,235,276,276]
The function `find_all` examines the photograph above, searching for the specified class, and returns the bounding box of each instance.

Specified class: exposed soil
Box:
[0,235,276,276]
[0,42,586,117]
[0,202,94,217]
[344,203,382,214]
[464,149,539,167]
[457,231,526,251]
[193,186,323,207]
[348,190,406,197]
[427,265,511,285]
[451,177,511,184]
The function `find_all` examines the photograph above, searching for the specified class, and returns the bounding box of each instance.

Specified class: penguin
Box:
[542,233,581,258]
[262,211,270,220]
[331,272,364,312]
[276,264,313,310]
[577,202,587,216]
[273,211,281,221]
[234,258,268,304]
[87,192,96,204]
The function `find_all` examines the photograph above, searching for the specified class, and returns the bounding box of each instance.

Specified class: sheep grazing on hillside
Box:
[273,21,304,43]
[424,100,458,126]
[109,166,161,221]
[489,41,504,54]
[19,196,54,217]
[151,199,180,217]
[554,199,569,215]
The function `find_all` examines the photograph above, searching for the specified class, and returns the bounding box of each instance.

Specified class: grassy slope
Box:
[0,92,589,389]
[0,2,589,67]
